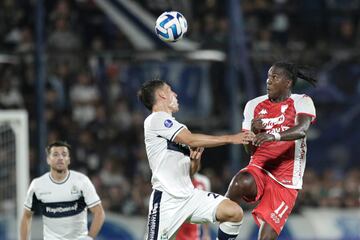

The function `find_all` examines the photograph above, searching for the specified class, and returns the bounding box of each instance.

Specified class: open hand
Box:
[190,147,204,161]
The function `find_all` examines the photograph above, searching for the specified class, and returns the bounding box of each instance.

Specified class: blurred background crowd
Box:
[0,0,359,217]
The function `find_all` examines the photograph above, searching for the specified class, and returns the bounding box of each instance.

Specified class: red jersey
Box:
[242,94,316,189]
[176,174,211,240]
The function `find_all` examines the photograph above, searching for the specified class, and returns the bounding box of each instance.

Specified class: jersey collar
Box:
[49,170,71,184]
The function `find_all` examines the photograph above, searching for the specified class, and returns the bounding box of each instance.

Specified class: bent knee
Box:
[226,172,257,202]
[230,201,244,222]
[216,199,243,222]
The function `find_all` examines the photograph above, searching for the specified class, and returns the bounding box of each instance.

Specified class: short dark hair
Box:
[137,80,166,111]
[46,141,71,155]
[273,61,317,87]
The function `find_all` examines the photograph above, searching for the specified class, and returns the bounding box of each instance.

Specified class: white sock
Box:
[218,220,243,240]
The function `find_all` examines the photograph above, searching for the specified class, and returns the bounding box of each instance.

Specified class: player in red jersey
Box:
[226,62,317,240]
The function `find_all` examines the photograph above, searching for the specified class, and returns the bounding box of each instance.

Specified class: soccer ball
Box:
[155,11,188,42]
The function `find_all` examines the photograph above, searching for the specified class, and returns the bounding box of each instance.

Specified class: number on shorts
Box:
[270,201,289,224]
[207,192,220,199]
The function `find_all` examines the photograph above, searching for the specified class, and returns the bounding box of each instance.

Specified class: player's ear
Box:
[157,88,166,99]
[286,79,292,89]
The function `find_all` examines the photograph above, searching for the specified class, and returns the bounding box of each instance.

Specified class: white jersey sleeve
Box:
[80,175,101,208]
[242,101,254,131]
[242,95,268,131]
[294,94,316,122]
[149,112,186,142]
[24,179,37,211]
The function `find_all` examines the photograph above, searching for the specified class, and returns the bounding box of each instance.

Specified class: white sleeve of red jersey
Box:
[295,95,316,122]
[242,100,255,131]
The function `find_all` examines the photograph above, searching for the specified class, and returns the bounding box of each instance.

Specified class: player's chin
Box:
[172,106,179,112]
[267,92,276,100]
[53,164,66,171]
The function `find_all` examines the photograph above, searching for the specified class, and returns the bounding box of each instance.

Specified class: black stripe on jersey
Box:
[167,140,190,156]
[147,190,162,240]
[38,197,87,218]
[170,126,184,142]
[27,193,42,213]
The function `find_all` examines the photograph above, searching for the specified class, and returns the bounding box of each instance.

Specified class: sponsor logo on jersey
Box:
[261,114,285,129]
[259,109,268,115]
[164,119,173,128]
[268,126,289,134]
[46,203,78,214]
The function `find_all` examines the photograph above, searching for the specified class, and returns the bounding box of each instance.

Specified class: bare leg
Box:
[258,222,278,240]
[225,171,257,204]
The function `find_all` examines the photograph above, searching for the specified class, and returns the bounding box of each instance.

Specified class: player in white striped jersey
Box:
[20,141,105,240]
[138,80,255,240]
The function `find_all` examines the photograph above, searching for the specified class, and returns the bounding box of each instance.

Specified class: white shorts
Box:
[146,188,227,240]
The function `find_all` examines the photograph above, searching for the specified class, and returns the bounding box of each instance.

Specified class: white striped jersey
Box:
[24,170,101,239]
[144,111,194,198]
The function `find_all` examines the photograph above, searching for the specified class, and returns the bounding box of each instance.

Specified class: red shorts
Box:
[176,223,199,240]
[240,166,298,235]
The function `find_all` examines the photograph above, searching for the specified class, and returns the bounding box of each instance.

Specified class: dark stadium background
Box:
[0,0,359,239]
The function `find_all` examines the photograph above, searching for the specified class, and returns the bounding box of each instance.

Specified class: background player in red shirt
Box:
[226,61,317,240]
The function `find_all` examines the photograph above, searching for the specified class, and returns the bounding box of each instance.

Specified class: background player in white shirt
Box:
[20,141,105,240]
[138,80,255,240]
[225,62,317,240]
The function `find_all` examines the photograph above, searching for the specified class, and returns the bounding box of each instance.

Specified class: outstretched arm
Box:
[253,114,313,146]
[20,209,33,240]
[174,128,255,148]
[88,203,105,238]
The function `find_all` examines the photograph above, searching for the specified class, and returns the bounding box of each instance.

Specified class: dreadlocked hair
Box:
[273,61,317,87]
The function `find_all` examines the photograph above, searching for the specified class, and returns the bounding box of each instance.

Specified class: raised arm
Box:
[174,128,255,148]
[20,209,33,240]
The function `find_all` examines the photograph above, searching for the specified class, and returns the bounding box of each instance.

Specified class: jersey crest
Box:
[164,119,173,128]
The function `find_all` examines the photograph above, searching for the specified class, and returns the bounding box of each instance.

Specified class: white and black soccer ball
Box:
[155,11,188,42]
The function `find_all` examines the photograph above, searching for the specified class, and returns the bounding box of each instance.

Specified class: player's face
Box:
[47,146,70,172]
[164,84,179,112]
[266,66,291,100]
